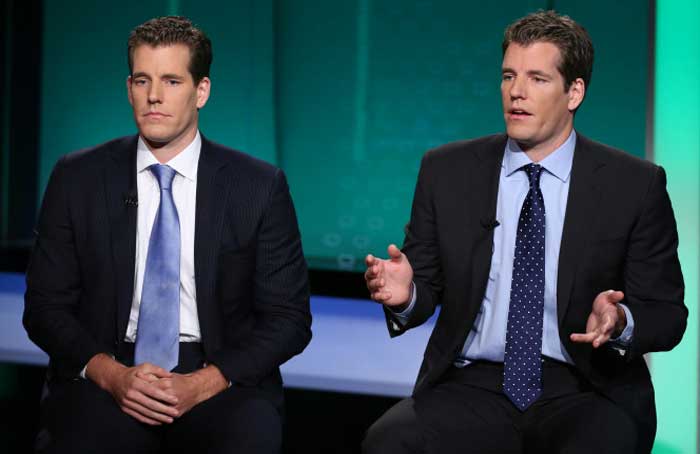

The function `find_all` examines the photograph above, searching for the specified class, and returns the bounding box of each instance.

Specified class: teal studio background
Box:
[36,0,648,271]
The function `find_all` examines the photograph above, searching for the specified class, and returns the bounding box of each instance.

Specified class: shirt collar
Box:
[136,130,201,182]
[503,129,576,182]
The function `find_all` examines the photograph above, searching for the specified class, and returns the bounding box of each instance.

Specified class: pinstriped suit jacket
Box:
[24,134,311,405]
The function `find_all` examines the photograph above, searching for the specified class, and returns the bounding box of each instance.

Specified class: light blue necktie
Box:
[503,163,546,411]
[134,164,180,371]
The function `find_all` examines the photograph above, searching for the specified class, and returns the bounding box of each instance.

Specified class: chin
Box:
[505,125,532,142]
[139,126,174,143]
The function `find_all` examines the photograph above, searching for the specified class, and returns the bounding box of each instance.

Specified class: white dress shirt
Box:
[125,132,202,342]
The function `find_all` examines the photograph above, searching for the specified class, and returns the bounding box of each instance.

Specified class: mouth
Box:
[144,112,169,119]
[508,108,532,120]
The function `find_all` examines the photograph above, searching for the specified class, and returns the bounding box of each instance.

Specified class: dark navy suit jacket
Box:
[24,134,312,406]
[385,133,686,453]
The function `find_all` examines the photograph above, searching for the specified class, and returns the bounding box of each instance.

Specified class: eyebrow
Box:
[131,72,186,80]
[161,73,186,80]
[502,67,554,79]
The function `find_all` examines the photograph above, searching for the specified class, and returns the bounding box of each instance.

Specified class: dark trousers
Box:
[362,360,638,454]
[36,343,282,454]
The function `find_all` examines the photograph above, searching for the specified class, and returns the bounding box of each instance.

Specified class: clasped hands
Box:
[86,354,228,426]
[365,245,627,347]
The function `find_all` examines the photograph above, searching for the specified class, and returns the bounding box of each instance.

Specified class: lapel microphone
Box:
[123,191,138,207]
[481,218,500,230]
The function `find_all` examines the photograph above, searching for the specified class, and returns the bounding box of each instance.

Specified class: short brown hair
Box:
[127,16,212,84]
[503,10,594,91]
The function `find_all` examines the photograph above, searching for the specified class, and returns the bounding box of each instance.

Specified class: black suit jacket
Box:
[24,134,311,405]
[385,133,686,453]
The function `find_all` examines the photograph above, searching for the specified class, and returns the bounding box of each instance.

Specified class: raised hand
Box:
[364,244,414,310]
[570,290,627,348]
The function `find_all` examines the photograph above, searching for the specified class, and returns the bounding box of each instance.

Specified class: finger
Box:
[608,290,625,303]
[387,244,403,261]
[121,406,163,426]
[137,363,173,378]
[601,289,625,303]
[371,291,386,302]
[364,265,380,281]
[133,380,179,406]
[157,378,174,390]
[365,254,376,267]
[366,279,383,293]
[122,396,176,423]
[125,388,180,417]
[135,371,159,383]
[123,390,177,420]
[368,275,385,287]
[569,332,597,343]
[149,378,173,392]
[139,374,173,391]
[592,332,611,348]
[371,290,392,303]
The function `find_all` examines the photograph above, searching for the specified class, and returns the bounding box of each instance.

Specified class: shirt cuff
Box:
[609,303,634,347]
[79,353,117,379]
[389,282,417,326]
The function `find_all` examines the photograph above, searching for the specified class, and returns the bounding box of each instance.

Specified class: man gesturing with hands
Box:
[365,245,412,310]
[362,11,686,454]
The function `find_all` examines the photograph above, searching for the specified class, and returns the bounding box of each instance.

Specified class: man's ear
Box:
[567,77,585,111]
[196,77,211,110]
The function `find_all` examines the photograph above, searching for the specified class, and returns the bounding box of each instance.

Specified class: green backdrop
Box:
[39,0,649,272]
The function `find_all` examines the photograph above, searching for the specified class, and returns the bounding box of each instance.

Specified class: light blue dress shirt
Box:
[396,130,634,366]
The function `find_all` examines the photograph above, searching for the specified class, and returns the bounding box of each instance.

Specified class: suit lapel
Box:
[104,136,139,342]
[194,137,231,339]
[557,134,606,325]
[467,137,506,313]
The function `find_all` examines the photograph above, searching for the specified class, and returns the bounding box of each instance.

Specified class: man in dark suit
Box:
[363,11,686,454]
[23,16,311,454]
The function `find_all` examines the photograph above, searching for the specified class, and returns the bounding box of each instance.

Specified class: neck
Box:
[143,126,198,164]
[517,124,573,163]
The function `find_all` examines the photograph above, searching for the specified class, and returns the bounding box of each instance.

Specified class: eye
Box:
[165,79,181,86]
[502,74,514,81]
[133,78,148,86]
[533,76,548,83]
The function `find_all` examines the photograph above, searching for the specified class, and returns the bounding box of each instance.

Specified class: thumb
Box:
[606,290,625,304]
[141,364,173,378]
[387,244,403,262]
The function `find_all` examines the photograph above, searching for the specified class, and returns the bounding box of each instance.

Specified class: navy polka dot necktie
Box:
[503,163,546,411]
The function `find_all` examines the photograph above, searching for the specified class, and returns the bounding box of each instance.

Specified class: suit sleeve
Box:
[23,157,103,376]
[622,166,687,360]
[384,151,444,337]
[207,169,312,385]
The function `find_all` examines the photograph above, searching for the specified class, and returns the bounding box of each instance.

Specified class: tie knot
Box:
[150,164,177,190]
[522,163,543,188]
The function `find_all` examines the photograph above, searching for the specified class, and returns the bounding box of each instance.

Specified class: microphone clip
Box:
[123,195,138,207]
[481,218,500,230]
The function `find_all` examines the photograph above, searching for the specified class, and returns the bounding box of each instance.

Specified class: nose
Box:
[509,75,527,100]
[147,82,162,104]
